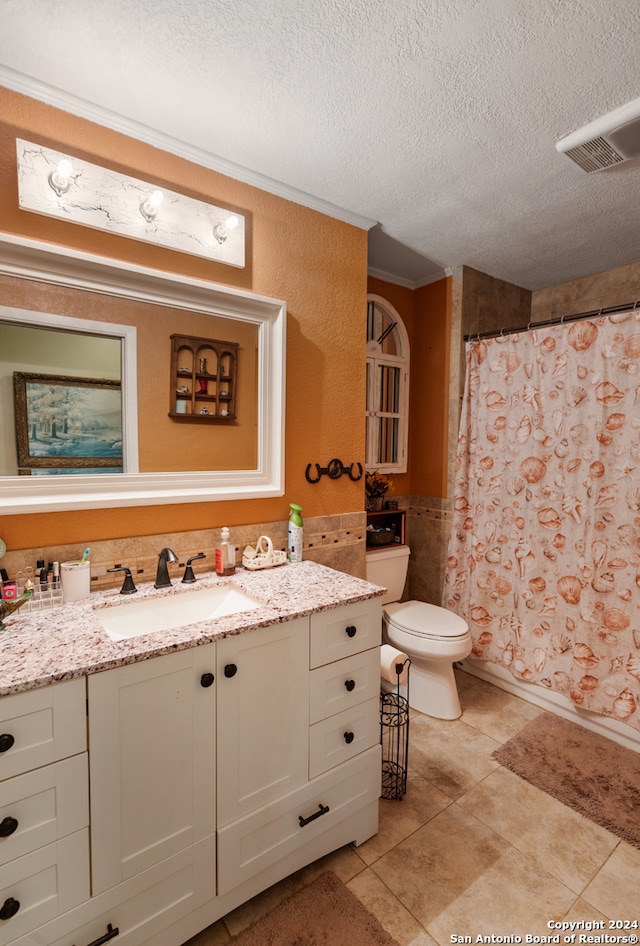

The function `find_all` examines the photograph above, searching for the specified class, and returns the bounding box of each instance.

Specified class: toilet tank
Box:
[365,545,410,604]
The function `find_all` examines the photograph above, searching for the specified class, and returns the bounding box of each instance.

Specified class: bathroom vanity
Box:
[0,562,382,946]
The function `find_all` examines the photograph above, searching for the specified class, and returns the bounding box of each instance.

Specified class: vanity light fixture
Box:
[213,214,239,244]
[139,189,164,222]
[48,158,73,196]
[17,139,246,268]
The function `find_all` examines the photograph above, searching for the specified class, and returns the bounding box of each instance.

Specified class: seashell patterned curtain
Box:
[443,312,640,731]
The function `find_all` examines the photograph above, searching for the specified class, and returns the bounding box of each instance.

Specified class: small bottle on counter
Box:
[215,527,236,576]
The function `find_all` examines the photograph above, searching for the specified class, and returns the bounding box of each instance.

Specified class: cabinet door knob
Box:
[0,817,18,838]
[0,734,14,753]
[200,672,215,688]
[344,679,356,692]
[224,663,238,678]
[345,625,357,638]
[343,731,355,744]
[0,897,20,921]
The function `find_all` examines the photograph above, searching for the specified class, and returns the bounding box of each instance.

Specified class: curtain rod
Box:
[463,299,640,342]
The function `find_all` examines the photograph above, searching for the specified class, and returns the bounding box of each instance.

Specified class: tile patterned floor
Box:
[185,670,640,945]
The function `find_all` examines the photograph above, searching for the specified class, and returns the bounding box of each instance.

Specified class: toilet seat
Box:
[384,600,469,641]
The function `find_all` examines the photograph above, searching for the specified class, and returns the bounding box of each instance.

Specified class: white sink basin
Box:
[95,584,263,642]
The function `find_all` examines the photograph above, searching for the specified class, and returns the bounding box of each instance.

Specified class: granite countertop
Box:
[0,560,384,696]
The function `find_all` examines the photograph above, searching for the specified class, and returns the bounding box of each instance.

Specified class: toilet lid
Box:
[384,600,469,640]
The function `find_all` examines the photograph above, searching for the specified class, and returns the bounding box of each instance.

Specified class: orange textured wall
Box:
[0,88,367,550]
[366,274,451,499]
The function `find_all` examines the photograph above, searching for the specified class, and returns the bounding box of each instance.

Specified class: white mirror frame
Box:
[0,233,286,514]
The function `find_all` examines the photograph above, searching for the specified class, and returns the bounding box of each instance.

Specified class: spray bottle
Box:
[287,503,303,562]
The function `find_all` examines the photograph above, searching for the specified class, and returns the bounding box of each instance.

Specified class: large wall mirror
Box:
[0,234,285,514]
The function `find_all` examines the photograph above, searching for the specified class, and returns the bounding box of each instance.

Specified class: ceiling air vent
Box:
[557,95,640,173]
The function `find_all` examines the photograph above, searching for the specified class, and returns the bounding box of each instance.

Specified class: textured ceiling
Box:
[1,0,640,290]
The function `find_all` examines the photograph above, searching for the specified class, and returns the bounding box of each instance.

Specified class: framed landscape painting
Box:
[14,372,123,474]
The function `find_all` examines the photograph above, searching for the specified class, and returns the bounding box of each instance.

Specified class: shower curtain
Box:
[443,311,640,733]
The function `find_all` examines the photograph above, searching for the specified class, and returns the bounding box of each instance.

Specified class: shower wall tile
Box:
[405,496,452,605]
[531,257,640,321]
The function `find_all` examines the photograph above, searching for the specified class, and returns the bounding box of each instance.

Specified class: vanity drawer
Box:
[0,754,88,868]
[309,696,380,779]
[217,745,381,895]
[309,648,380,724]
[40,837,215,946]
[0,679,86,782]
[0,829,89,945]
[310,599,381,669]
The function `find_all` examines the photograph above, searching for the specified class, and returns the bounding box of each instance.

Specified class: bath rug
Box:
[227,870,400,946]
[493,712,640,849]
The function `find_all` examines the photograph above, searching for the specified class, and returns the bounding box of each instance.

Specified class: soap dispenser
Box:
[215,527,236,576]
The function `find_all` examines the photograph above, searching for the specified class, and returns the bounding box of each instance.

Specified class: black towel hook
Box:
[305,459,363,484]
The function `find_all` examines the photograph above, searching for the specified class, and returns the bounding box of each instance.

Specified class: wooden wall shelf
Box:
[366,508,406,546]
[169,334,238,420]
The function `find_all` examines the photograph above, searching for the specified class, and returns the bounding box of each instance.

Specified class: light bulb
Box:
[213,215,239,244]
[140,189,164,221]
[48,158,73,196]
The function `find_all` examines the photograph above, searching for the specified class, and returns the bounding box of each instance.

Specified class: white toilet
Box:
[366,544,472,720]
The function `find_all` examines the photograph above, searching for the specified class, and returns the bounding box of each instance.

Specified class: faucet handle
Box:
[108,566,138,595]
[182,553,206,584]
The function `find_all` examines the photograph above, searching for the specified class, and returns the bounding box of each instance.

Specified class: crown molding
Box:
[0,65,377,232]
[368,265,451,290]
[416,267,453,288]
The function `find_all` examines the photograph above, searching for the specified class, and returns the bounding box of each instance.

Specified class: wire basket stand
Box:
[380,657,410,800]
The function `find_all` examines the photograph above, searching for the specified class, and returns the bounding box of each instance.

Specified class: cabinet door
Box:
[216,617,309,827]
[88,644,216,896]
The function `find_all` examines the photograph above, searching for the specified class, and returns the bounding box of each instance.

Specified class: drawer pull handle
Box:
[298,803,330,827]
[344,731,355,744]
[0,817,18,838]
[344,679,356,692]
[0,734,14,753]
[345,625,357,638]
[74,922,120,946]
[224,663,238,678]
[200,672,215,688]
[0,898,20,921]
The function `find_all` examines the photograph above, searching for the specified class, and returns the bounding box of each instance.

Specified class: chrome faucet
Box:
[154,547,178,588]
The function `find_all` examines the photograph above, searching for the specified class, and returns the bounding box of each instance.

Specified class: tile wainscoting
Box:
[3,500,454,603]
[404,496,453,606]
[2,511,368,594]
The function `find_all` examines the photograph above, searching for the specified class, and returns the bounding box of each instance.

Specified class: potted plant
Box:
[365,470,393,511]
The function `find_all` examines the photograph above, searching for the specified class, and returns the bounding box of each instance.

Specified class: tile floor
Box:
[185,670,640,946]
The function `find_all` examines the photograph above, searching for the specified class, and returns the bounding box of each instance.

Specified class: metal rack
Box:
[380,657,410,800]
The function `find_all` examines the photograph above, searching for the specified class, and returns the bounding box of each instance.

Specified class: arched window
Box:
[366,295,409,474]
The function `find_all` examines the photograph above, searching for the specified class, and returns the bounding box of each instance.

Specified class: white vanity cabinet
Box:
[4,594,382,946]
[216,600,382,896]
[216,617,310,827]
[88,643,217,885]
[0,679,89,946]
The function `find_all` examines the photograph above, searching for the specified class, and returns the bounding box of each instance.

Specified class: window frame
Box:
[366,294,409,474]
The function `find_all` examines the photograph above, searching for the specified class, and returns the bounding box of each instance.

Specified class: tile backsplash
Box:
[1,512,368,593]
